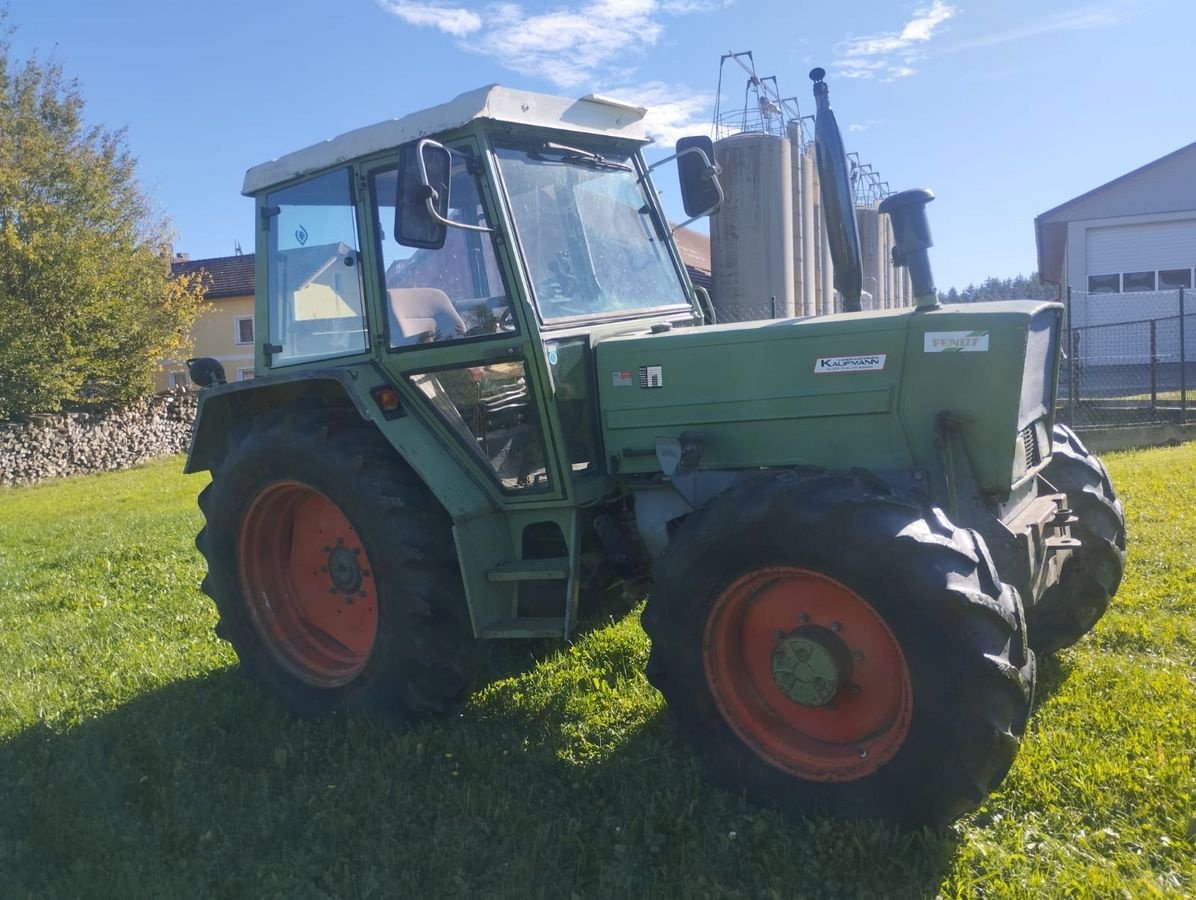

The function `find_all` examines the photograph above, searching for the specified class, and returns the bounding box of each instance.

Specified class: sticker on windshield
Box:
[639,365,663,389]
[814,354,887,374]
[924,331,990,352]
[612,370,634,388]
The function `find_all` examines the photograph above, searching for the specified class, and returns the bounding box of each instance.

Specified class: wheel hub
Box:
[326,542,364,595]
[770,626,853,707]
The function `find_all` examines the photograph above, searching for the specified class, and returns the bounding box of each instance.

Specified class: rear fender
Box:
[185,369,375,474]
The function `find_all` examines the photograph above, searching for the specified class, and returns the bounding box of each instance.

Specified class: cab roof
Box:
[242,85,650,196]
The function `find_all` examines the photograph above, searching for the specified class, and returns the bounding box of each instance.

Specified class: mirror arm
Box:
[415,139,495,234]
[646,145,722,177]
[421,195,495,234]
[643,146,724,231]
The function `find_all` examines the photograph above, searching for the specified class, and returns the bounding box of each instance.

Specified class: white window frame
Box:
[236,367,255,382]
[234,316,255,345]
[1159,268,1193,290]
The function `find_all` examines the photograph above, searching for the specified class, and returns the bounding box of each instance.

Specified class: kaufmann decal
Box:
[813,353,887,373]
[924,331,990,352]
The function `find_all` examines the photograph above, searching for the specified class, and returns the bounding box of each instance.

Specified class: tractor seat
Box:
[388,287,467,346]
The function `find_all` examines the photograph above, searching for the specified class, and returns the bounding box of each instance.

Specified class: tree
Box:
[939,274,1057,304]
[0,13,204,418]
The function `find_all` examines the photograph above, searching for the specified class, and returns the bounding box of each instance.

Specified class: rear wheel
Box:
[1027,424,1126,654]
[197,409,481,721]
[643,470,1034,828]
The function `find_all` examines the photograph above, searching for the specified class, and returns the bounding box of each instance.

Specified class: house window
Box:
[235,316,254,345]
[1122,271,1155,292]
[1159,268,1192,289]
[1087,274,1120,294]
[237,367,255,381]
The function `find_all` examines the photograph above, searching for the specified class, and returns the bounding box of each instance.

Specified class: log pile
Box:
[0,392,198,486]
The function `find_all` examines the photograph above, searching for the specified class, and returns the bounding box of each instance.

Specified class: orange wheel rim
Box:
[238,482,378,687]
[703,567,912,782]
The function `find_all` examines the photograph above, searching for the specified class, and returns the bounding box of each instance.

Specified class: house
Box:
[166,234,712,389]
[163,253,255,390]
[1035,143,1196,366]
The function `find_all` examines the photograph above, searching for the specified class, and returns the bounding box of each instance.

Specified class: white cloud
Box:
[834,0,957,80]
[953,4,1123,50]
[659,0,732,11]
[377,0,728,90]
[377,1,482,37]
[612,82,711,144]
[469,0,663,89]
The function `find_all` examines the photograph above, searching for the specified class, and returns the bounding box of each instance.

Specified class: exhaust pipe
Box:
[810,67,863,313]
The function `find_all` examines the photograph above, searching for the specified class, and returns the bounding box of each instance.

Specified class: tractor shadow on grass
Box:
[0,620,966,899]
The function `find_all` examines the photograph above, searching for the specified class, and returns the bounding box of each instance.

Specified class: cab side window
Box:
[371,152,517,348]
[264,168,367,365]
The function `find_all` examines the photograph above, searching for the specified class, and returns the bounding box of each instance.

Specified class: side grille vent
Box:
[1021,425,1041,470]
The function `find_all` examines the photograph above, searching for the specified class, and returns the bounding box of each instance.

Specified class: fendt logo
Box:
[923,331,990,353]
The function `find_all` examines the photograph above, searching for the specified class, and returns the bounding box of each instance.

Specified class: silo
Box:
[711,133,795,322]
[800,146,817,317]
[856,206,880,311]
[787,121,806,317]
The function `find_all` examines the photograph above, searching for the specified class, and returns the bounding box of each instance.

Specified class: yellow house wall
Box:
[155,293,256,391]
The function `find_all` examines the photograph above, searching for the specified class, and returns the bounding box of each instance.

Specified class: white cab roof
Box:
[242,85,650,196]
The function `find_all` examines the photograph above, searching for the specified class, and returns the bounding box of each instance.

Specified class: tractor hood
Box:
[594,301,1062,495]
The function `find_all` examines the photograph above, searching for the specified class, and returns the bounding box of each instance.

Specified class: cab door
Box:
[362,140,569,505]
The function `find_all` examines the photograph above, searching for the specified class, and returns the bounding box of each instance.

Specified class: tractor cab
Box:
[240,86,717,506]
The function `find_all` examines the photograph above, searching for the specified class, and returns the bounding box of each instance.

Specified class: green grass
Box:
[1,449,1194,898]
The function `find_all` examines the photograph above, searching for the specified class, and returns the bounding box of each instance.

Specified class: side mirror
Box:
[396,139,451,250]
[675,136,723,219]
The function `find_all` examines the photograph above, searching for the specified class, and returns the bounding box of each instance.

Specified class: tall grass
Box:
[1,448,1192,898]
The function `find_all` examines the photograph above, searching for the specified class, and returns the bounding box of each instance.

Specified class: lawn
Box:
[1,447,1193,898]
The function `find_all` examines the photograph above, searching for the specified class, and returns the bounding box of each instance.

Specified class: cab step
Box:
[480,617,566,639]
[487,558,570,582]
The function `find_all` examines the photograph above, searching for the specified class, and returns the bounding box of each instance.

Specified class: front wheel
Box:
[643,470,1034,828]
[1027,424,1126,654]
[196,409,481,721]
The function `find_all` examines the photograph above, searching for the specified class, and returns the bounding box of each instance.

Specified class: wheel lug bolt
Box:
[853,650,865,661]
[774,629,786,640]
[831,621,842,632]
[799,612,810,623]
[848,684,862,695]
[858,748,868,759]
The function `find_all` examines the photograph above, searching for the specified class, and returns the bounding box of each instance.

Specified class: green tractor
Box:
[186,71,1125,828]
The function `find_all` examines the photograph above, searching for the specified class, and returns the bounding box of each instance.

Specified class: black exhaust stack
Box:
[810,67,862,312]
[879,188,939,308]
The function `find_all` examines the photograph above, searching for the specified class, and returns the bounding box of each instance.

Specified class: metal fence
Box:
[1061,288,1193,428]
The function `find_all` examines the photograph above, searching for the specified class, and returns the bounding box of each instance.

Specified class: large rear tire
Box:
[196,409,481,721]
[642,470,1034,828]
[1027,424,1126,654]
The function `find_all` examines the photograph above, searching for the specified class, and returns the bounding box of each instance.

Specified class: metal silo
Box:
[711,132,796,322]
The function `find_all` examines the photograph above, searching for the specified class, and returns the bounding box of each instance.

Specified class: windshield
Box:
[494,142,690,322]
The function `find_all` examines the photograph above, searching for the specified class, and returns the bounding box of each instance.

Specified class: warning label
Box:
[639,365,664,389]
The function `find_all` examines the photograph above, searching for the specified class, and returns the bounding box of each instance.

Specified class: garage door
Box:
[1085,219,1196,274]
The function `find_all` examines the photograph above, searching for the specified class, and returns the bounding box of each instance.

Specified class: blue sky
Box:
[6,0,1194,291]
